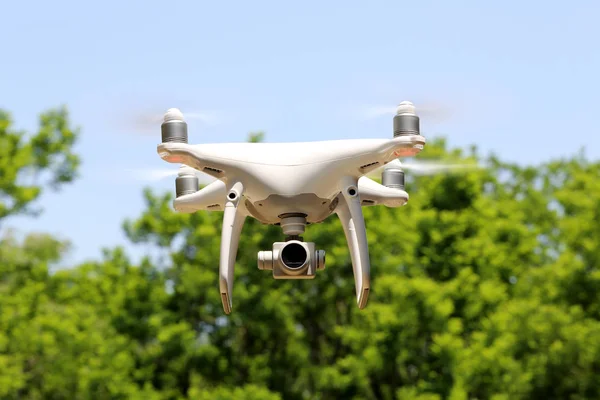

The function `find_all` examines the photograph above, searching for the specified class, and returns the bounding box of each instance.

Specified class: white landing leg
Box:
[335,177,371,309]
[219,181,246,314]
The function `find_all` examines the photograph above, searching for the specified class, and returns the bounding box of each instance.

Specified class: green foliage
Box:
[2,114,600,399]
[0,106,80,221]
[248,131,266,143]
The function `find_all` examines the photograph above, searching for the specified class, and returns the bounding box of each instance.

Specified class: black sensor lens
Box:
[281,243,307,269]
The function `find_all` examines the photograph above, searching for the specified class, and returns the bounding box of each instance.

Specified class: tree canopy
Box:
[1,107,599,399]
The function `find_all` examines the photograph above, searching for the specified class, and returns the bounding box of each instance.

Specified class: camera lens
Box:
[281,243,308,269]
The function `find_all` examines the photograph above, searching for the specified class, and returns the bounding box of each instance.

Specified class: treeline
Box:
[1,107,599,399]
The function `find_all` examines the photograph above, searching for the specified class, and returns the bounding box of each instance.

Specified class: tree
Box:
[0,110,280,399]
[0,107,159,399]
[0,107,79,221]
[123,137,600,399]
[3,104,600,399]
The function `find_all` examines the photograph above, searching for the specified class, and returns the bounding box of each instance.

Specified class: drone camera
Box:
[258,240,326,279]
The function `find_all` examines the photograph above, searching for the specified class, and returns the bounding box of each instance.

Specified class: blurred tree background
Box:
[1,106,600,400]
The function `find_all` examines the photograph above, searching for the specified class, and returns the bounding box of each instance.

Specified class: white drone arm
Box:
[335,177,371,309]
[357,176,409,208]
[173,179,227,213]
[158,142,230,181]
[219,181,247,314]
[352,135,425,178]
[376,135,425,166]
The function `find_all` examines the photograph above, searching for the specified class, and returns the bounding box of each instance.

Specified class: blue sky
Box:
[2,0,599,265]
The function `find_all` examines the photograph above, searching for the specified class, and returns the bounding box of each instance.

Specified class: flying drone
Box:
[157,101,426,314]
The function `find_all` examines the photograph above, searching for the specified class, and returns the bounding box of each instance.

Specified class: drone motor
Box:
[161,108,188,143]
[382,163,405,190]
[393,101,420,137]
[175,166,200,198]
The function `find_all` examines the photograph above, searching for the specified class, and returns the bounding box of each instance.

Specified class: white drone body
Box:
[157,102,426,314]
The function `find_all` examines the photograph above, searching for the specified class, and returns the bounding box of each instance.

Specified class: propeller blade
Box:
[106,93,224,136]
[125,108,219,134]
[367,159,480,178]
[123,166,217,184]
[359,100,453,123]
[401,161,480,175]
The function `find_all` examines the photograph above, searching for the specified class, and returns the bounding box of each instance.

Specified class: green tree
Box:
[0,235,165,399]
[0,110,281,399]
[0,107,79,221]
[3,104,600,399]
[0,107,154,399]
[123,137,600,400]
[0,108,159,399]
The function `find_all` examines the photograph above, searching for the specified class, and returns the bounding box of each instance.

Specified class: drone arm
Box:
[219,181,246,314]
[335,177,371,309]
[363,135,426,173]
[386,134,426,159]
[357,176,409,208]
[158,142,229,180]
[173,179,227,213]
[352,135,426,177]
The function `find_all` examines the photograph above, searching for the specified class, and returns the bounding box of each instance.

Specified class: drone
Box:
[157,101,426,314]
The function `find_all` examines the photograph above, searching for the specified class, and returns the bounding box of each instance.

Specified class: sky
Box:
[1,0,599,265]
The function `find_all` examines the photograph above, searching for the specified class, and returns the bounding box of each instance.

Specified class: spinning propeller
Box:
[361,100,479,182]
[123,108,218,185]
[124,165,217,184]
[369,158,480,177]
[126,107,219,135]
[359,98,455,124]
[366,158,480,191]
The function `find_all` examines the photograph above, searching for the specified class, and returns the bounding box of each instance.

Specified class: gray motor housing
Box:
[393,114,420,137]
[382,168,405,190]
[161,119,188,143]
[175,174,199,197]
